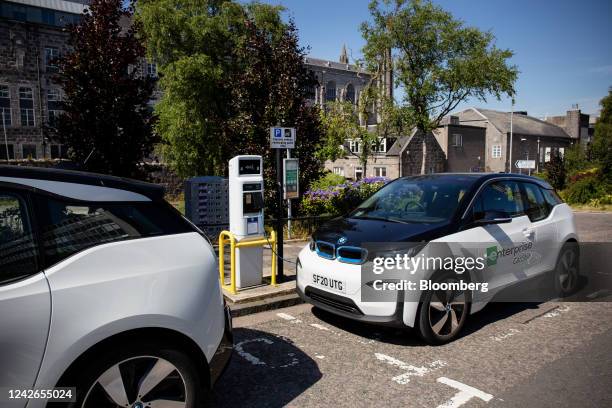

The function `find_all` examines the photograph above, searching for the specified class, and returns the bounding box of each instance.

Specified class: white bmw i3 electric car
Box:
[0,166,232,408]
[297,173,579,344]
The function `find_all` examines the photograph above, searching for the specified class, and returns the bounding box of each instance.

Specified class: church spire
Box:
[339,44,348,64]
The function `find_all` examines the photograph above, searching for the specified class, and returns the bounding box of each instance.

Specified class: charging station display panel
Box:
[238,159,261,175]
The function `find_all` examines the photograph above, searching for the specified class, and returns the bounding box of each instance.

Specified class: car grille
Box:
[305,287,364,316]
[314,241,367,264]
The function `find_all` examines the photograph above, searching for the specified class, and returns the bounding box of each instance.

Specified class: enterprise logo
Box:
[487,241,533,266]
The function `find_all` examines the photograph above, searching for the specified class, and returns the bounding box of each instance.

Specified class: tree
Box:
[317,83,411,177]
[592,87,612,182]
[361,0,517,134]
[544,151,565,190]
[53,0,155,177]
[136,0,323,211]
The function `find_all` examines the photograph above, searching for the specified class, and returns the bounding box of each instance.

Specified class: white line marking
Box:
[315,354,325,359]
[375,353,447,385]
[310,323,330,331]
[436,377,493,408]
[490,328,520,342]
[234,338,273,366]
[276,312,302,323]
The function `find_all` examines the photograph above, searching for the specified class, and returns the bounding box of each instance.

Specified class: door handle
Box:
[522,229,535,240]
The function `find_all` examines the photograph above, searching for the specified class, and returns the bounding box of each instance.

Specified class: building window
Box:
[22,144,37,159]
[47,88,62,126]
[325,81,336,102]
[333,167,344,176]
[19,87,34,127]
[146,62,157,77]
[492,145,502,158]
[371,138,387,153]
[0,144,15,160]
[0,85,10,127]
[50,144,67,159]
[45,47,60,72]
[345,83,355,104]
[374,167,387,177]
[452,133,463,147]
[349,140,361,153]
[355,166,363,180]
[306,82,317,100]
[42,9,56,25]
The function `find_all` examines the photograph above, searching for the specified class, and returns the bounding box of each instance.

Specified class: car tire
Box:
[553,242,580,297]
[417,270,471,345]
[50,342,207,408]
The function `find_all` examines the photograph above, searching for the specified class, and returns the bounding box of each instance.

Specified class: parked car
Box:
[0,166,232,408]
[297,173,579,344]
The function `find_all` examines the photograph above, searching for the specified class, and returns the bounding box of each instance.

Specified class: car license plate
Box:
[312,274,346,293]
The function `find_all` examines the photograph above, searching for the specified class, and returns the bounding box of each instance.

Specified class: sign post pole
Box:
[270,126,295,282]
[275,147,284,282]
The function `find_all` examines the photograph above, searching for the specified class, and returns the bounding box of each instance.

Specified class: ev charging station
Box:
[228,155,265,288]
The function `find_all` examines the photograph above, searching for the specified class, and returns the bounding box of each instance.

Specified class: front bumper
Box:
[297,284,406,328]
[209,304,233,387]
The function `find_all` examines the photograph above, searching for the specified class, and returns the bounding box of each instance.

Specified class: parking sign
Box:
[270,127,295,148]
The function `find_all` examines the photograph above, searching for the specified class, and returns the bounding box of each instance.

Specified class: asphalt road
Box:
[211,212,612,408]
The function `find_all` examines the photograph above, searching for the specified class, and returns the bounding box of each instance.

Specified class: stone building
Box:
[435,108,577,174]
[0,0,88,160]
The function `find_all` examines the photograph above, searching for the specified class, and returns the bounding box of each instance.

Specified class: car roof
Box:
[399,172,553,189]
[0,165,165,200]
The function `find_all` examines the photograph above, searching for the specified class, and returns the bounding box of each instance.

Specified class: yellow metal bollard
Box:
[218,230,277,294]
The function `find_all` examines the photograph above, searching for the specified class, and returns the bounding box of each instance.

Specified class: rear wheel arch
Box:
[54,327,211,391]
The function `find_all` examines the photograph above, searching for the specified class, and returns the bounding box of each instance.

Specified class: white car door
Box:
[520,182,558,277]
[0,187,51,408]
[441,180,531,303]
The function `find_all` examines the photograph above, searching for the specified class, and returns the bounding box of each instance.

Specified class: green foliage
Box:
[53,0,155,177]
[309,173,346,190]
[300,177,388,216]
[361,0,517,133]
[563,143,588,177]
[136,0,323,214]
[563,175,607,205]
[591,88,612,182]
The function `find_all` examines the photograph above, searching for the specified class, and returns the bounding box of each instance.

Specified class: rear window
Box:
[541,188,563,207]
[36,194,194,268]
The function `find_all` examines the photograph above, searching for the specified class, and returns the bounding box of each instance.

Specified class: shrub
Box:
[300,176,388,216]
[309,172,346,190]
[563,172,609,204]
[544,153,565,190]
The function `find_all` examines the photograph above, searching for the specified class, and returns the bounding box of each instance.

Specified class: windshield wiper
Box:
[351,215,410,224]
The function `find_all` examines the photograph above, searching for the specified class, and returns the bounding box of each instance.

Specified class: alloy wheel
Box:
[558,249,578,293]
[83,356,187,408]
[428,280,467,337]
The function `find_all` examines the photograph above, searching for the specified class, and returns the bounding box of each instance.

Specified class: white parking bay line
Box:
[310,323,330,331]
[276,312,302,323]
[375,353,447,385]
[436,377,493,408]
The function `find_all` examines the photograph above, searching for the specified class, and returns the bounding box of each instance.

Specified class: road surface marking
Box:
[277,312,302,323]
[234,338,274,366]
[490,328,520,342]
[310,323,330,331]
[436,377,493,408]
[375,353,447,385]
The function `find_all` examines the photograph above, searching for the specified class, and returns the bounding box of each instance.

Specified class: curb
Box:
[227,291,304,317]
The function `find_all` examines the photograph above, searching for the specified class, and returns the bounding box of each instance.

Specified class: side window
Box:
[521,183,550,222]
[37,195,194,267]
[477,181,524,218]
[541,188,563,208]
[0,191,38,283]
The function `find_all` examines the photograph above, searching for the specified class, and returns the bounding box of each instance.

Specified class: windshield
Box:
[349,176,477,224]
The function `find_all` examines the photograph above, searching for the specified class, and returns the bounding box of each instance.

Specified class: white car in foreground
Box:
[297,173,579,344]
[0,166,232,408]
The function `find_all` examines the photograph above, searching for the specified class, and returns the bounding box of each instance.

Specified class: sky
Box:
[258,0,612,118]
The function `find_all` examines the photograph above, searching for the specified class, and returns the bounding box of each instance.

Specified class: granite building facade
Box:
[0,0,89,160]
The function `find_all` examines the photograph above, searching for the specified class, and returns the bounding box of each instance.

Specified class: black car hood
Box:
[312,217,451,247]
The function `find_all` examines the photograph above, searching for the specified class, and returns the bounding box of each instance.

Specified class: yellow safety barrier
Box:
[218,230,277,294]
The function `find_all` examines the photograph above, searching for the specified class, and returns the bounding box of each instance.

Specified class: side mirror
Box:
[474,210,512,226]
